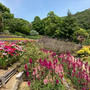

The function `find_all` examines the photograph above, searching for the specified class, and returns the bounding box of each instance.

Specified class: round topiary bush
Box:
[30,30,39,36]
[3,30,10,35]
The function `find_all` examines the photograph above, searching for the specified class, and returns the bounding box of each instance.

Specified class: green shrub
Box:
[83,39,90,45]
[73,28,89,43]
[3,30,10,35]
[19,42,48,66]
[15,31,25,37]
[30,30,39,36]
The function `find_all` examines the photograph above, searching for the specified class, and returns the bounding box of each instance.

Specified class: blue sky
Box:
[0,0,90,22]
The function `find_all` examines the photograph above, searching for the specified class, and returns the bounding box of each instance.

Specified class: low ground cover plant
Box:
[39,36,80,54]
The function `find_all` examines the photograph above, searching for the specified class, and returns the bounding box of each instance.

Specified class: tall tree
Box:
[60,10,79,39]
[32,16,44,34]
[43,11,62,37]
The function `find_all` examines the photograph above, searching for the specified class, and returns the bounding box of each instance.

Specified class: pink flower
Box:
[36,74,39,79]
[53,59,58,65]
[38,65,41,71]
[33,68,37,75]
[27,81,31,86]
[56,79,59,84]
[3,53,7,56]
[43,79,48,84]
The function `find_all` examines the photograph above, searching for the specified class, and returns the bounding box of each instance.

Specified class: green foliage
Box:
[32,16,44,34]
[0,13,4,32]
[42,11,62,37]
[30,30,39,36]
[3,30,10,35]
[20,42,47,65]
[26,35,41,39]
[5,18,30,34]
[2,12,14,19]
[73,28,89,42]
[73,8,90,30]
[15,31,26,37]
[0,3,10,13]
[0,2,89,43]
[0,3,30,35]
[83,39,90,45]
[60,10,79,39]
[74,28,89,37]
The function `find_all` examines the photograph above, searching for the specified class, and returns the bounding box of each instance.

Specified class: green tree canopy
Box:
[5,18,30,34]
[60,10,79,39]
[42,11,62,37]
[32,16,44,34]
[0,13,3,32]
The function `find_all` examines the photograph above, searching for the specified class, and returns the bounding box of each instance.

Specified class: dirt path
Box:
[0,62,21,77]
[0,74,17,90]
[18,82,29,90]
[63,77,77,90]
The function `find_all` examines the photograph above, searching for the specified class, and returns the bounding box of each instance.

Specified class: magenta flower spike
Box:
[24,64,28,70]
[29,58,32,64]
[26,71,29,77]
[56,79,59,84]
[27,81,31,86]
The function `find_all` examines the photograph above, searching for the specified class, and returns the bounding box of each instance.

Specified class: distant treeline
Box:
[0,3,90,42]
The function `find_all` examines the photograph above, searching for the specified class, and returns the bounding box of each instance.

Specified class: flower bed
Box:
[59,53,90,90]
[24,50,65,90]
[0,41,24,68]
[24,48,90,90]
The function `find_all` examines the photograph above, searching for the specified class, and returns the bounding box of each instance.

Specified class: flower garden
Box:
[0,38,90,90]
[0,41,23,68]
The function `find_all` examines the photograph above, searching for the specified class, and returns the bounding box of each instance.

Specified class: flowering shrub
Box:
[59,53,90,90]
[24,50,65,90]
[77,46,90,57]
[0,41,23,68]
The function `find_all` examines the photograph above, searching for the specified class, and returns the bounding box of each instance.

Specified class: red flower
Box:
[24,64,28,70]
[26,71,29,77]
[56,79,59,84]
[27,81,31,86]
[29,58,32,64]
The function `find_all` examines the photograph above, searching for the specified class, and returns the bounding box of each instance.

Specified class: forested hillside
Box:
[73,8,90,30]
[0,3,90,42]
[0,3,30,35]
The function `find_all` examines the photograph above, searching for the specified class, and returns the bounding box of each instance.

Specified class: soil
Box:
[0,62,20,77]
[0,74,16,90]
[18,82,29,90]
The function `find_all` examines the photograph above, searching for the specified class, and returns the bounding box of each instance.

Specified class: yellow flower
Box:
[77,45,90,56]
